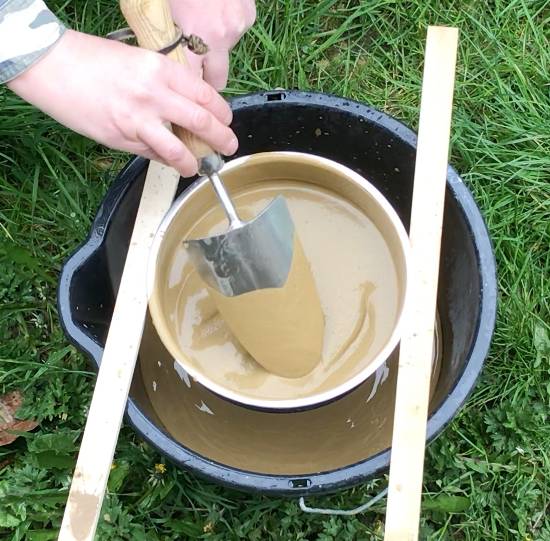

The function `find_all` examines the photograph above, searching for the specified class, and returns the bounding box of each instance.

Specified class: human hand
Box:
[169,0,256,90]
[7,30,237,176]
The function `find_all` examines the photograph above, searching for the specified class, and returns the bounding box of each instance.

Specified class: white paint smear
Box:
[195,401,214,415]
[173,360,191,388]
[366,361,390,402]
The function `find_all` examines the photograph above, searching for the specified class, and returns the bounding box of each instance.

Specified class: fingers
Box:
[124,141,166,165]
[166,62,232,124]
[160,91,237,156]
[202,49,230,91]
[139,148,165,164]
[137,122,198,177]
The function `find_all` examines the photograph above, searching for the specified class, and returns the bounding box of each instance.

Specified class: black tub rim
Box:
[58,90,497,497]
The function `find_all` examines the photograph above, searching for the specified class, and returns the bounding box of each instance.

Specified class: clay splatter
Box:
[173,360,191,388]
[195,401,214,415]
[366,362,390,402]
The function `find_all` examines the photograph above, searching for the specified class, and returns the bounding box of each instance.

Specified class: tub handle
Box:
[299,486,388,516]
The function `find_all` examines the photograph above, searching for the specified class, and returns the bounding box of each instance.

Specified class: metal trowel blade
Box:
[185,196,295,297]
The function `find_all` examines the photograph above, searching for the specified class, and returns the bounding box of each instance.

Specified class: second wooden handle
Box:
[120,0,213,160]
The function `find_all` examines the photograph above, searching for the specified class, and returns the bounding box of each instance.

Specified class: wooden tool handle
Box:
[120,0,214,159]
[384,26,458,541]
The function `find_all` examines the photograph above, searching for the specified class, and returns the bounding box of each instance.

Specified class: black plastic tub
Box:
[58,90,497,496]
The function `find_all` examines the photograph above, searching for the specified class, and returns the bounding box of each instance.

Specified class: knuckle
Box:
[247,9,256,26]
[109,108,134,139]
[223,106,233,124]
[236,21,246,35]
[132,84,151,103]
[133,54,163,102]
[142,51,164,76]
[189,107,210,132]
[230,6,247,35]
[248,0,257,22]
[195,82,213,106]
[212,23,229,42]
[163,142,184,163]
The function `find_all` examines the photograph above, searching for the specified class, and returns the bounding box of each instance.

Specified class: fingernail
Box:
[225,137,238,156]
[180,162,198,178]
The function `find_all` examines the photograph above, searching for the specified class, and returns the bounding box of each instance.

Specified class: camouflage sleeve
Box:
[0,0,66,84]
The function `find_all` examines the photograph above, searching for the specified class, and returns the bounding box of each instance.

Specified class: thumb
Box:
[183,48,204,78]
[203,49,230,91]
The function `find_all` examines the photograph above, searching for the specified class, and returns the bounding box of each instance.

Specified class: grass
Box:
[1,0,549,539]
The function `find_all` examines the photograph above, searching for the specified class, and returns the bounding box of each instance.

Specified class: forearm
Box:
[0,0,66,84]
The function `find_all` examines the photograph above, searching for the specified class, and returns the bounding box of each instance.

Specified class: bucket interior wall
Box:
[62,92,491,491]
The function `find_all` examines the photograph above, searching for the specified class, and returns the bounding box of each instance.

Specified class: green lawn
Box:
[1,0,549,539]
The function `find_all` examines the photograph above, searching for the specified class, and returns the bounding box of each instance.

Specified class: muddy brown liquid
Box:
[208,236,324,378]
[163,181,399,402]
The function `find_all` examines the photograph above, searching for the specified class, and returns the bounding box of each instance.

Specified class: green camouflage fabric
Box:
[0,0,66,84]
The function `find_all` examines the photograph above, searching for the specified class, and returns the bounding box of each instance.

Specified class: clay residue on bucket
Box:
[158,181,400,401]
[138,312,443,475]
